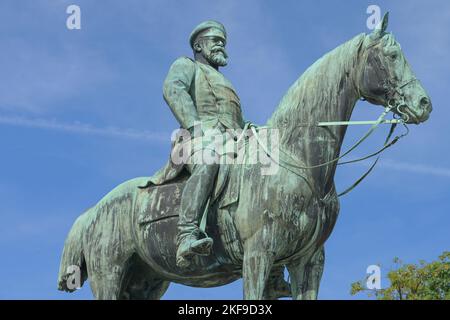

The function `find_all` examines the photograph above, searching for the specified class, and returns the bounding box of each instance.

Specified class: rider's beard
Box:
[205,49,228,67]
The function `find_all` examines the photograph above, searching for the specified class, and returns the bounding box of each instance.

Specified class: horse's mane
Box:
[267,33,366,135]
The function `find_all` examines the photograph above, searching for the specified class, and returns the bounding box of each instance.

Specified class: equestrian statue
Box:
[58,13,432,299]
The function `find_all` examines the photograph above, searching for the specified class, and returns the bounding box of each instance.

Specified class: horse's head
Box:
[358,13,432,124]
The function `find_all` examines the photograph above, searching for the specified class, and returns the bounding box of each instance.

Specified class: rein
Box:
[248,103,409,198]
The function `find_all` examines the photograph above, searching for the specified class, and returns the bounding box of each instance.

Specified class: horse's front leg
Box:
[304,246,325,299]
[242,236,275,300]
[263,265,291,299]
[286,258,308,300]
[286,247,325,300]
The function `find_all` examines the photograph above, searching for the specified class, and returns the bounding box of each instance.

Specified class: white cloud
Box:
[0,115,169,142]
[2,114,449,178]
[341,155,450,179]
[379,158,450,178]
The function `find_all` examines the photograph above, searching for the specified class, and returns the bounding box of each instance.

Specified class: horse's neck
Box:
[268,35,364,194]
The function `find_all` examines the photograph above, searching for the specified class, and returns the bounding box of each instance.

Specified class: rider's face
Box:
[197,35,228,67]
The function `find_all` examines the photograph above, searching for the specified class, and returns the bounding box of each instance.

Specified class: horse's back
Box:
[82,176,149,241]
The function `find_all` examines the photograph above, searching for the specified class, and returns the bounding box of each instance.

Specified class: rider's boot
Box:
[176,229,213,268]
[176,158,219,269]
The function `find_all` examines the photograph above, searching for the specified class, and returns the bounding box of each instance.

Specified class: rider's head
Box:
[190,20,228,68]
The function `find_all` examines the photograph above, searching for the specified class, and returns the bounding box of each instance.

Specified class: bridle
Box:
[386,77,421,124]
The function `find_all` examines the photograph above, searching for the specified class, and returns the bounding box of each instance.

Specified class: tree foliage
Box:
[351,251,450,300]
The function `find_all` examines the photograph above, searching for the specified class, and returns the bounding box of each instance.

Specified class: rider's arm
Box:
[163,57,199,131]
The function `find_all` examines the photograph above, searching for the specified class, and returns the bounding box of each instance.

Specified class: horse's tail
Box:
[57,209,90,292]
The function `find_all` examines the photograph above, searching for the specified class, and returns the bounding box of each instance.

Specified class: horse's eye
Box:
[390,53,398,60]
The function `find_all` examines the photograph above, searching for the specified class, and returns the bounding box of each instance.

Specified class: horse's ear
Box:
[372,12,389,38]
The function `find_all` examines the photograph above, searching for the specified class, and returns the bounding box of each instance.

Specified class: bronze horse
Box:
[58,14,431,299]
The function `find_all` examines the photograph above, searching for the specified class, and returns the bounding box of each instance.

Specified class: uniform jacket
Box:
[141,57,246,187]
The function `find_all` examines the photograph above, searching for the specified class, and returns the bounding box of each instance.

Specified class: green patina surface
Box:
[58,13,432,299]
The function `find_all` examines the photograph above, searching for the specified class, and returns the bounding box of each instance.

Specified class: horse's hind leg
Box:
[122,277,170,300]
[89,265,125,300]
[145,280,170,300]
[85,246,131,299]
[119,254,170,300]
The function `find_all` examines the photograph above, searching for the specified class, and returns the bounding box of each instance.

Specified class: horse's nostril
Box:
[420,97,429,108]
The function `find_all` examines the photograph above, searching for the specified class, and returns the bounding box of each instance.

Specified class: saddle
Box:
[137,161,241,226]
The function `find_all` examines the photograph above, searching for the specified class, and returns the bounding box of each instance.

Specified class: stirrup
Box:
[189,237,213,256]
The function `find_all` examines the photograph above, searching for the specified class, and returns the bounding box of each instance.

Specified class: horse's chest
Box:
[259,185,339,259]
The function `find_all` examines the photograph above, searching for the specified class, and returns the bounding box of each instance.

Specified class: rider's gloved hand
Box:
[245,120,256,127]
[243,120,257,139]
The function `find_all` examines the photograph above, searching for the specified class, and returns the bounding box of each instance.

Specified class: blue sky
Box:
[0,0,448,299]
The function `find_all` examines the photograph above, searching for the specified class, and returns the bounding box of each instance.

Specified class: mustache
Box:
[211,47,228,58]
